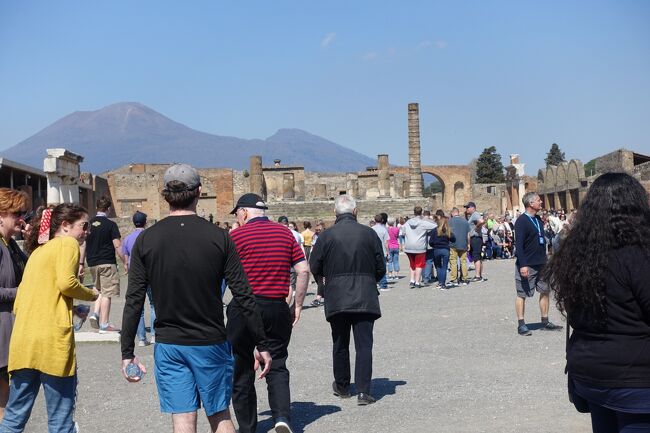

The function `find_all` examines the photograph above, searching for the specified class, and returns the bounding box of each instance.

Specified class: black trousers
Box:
[329,313,375,394]
[226,297,292,433]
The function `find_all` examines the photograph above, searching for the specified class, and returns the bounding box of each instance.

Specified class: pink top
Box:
[388,226,400,249]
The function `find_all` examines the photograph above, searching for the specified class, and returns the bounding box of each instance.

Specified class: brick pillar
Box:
[378,154,390,197]
[249,155,264,197]
[408,103,423,197]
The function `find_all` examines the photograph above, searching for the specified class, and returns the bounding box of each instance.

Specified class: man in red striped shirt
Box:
[227,193,309,433]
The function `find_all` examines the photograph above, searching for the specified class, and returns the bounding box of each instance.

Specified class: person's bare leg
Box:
[0,377,9,421]
[414,267,423,284]
[539,292,550,318]
[475,260,482,278]
[409,267,416,282]
[172,412,198,433]
[515,297,526,321]
[207,409,236,433]
[93,294,102,316]
[100,296,111,325]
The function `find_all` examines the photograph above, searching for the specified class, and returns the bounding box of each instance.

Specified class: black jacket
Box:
[309,213,385,321]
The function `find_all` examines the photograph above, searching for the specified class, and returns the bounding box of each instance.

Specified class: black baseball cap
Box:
[277,216,289,224]
[230,193,268,214]
[132,211,147,227]
[464,201,476,209]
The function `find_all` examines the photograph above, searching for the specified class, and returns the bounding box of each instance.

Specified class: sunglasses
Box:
[77,221,90,231]
[11,211,28,219]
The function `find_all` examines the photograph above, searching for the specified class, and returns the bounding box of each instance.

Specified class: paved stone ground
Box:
[23,256,591,432]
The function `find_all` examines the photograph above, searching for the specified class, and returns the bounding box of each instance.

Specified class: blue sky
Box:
[1,0,648,175]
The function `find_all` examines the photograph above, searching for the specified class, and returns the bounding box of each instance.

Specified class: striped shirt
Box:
[230,216,305,298]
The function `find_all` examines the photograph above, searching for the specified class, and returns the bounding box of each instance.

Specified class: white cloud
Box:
[418,40,432,49]
[387,47,397,56]
[363,52,378,61]
[436,40,448,49]
[321,32,336,48]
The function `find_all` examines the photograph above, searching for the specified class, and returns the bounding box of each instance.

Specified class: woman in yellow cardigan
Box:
[0,204,99,433]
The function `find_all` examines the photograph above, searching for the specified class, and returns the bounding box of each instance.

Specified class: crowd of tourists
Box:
[0,165,647,433]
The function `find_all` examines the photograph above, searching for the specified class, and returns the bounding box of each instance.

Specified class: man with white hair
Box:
[309,195,385,406]
[228,193,309,433]
[514,192,563,336]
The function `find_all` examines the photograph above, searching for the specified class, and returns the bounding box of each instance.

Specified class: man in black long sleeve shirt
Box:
[120,164,271,433]
[514,192,563,336]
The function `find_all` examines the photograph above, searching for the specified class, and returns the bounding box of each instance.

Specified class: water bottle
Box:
[125,363,142,379]
[73,304,90,331]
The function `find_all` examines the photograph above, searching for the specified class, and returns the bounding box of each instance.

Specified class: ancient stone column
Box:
[249,156,264,197]
[408,103,423,197]
[377,154,390,197]
[315,184,327,199]
[44,148,84,205]
[283,173,295,199]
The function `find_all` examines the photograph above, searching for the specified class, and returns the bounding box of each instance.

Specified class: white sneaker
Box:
[138,340,150,347]
[150,335,155,344]
[275,420,293,433]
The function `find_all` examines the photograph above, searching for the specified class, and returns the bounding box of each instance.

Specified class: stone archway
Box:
[422,172,445,211]
[420,165,472,211]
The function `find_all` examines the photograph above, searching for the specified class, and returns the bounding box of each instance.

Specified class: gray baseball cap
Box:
[163,164,201,192]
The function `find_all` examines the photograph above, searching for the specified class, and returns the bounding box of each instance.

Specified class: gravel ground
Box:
[22,255,591,432]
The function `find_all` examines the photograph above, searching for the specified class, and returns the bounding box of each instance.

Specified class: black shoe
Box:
[357,393,376,406]
[518,324,532,336]
[409,282,416,289]
[540,321,563,331]
[332,381,351,398]
[274,417,294,433]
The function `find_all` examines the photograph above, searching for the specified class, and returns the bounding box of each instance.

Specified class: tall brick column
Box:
[408,103,423,197]
[249,155,264,197]
[378,154,390,197]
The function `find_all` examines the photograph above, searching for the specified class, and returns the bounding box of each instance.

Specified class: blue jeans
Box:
[387,248,400,273]
[136,287,155,341]
[0,369,77,433]
[433,249,450,286]
[423,249,435,282]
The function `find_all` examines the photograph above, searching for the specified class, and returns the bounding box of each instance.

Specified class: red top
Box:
[230,217,305,298]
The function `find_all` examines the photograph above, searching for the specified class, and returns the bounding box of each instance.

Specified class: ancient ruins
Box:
[1,103,648,228]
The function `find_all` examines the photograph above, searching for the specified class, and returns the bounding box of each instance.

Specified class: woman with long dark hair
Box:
[0,204,99,432]
[545,173,650,432]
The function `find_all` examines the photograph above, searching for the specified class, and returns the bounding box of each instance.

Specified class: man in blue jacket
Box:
[309,194,385,406]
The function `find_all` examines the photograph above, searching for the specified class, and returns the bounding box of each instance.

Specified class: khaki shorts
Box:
[89,264,120,298]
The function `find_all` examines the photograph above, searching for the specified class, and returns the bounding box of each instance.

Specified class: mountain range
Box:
[1,102,376,173]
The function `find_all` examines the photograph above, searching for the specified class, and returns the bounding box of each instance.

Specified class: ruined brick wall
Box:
[304,172,350,200]
[262,166,306,201]
[470,183,507,215]
[595,149,635,173]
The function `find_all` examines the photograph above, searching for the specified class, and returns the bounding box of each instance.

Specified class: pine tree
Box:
[475,146,505,183]
[545,143,566,166]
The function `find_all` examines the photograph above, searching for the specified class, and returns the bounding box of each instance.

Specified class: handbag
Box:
[565,319,591,413]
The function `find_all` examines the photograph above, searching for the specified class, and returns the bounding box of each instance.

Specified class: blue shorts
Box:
[154,342,233,415]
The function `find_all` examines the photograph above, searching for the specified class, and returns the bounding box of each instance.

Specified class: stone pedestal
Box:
[43,149,84,205]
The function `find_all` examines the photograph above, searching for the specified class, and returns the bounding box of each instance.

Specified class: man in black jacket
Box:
[309,194,385,405]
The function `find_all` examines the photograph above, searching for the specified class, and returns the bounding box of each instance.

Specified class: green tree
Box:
[545,143,566,166]
[584,158,596,176]
[475,146,505,183]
